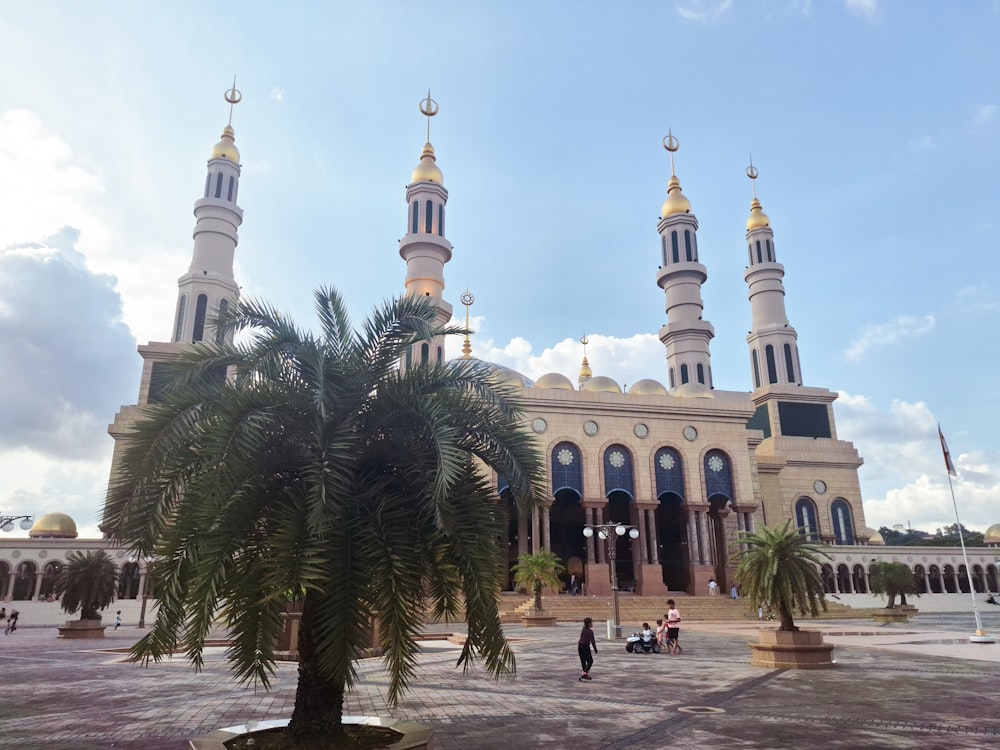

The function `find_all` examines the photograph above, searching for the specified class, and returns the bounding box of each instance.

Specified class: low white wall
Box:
[1,598,154,629]
[829,592,999,613]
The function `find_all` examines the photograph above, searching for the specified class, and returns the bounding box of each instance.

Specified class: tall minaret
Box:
[399,92,453,368]
[171,83,244,346]
[743,163,801,390]
[655,131,714,394]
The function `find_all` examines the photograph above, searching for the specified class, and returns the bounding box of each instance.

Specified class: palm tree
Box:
[511,550,566,611]
[869,561,919,609]
[54,550,118,621]
[103,288,545,741]
[736,522,830,632]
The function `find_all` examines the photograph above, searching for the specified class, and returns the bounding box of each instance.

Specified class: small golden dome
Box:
[534,372,575,390]
[580,375,621,393]
[579,356,592,380]
[746,197,770,231]
[410,142,444,184]
[865,527,885,545]
[210,125,240,164]
[628,378,668,396]
[660,175,692,218]
[984,523,1000,544]
[490,367,530,389]
[28,512,78,539]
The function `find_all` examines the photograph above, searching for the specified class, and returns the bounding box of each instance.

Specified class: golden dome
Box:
[579,356,592,380]
[210,125,240,164]
[984,523,1000,545]
[746,197,770,231]
[580,375,621,393]
[628,378,668,396]
[534,372,575,390]
[490,367,530,389]
[28,512,78,539]
[660,175,692,218]
[865,528,885,545]
[410,143,444,185]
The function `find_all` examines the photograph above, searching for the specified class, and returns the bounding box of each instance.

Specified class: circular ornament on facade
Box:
[634,423,649,439]
[557,448,574,466]
[609,451,626,468]
[659,452,675,470]
[683,425,698,441]
[708,455,725,473]
[531,418,547,434]
[814,480,827,495]
[38,550,47,559]
[583,420,599,436]
[12,551,20,558]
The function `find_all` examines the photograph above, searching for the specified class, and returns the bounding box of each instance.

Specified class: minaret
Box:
[399,92,453,368]
[655,131,714,394]
[460,290,474,359]
[171,83,244,346]
[578,335,592,388]
[743,162,801,390]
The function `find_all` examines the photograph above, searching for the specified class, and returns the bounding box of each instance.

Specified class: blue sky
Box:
[1,0,997,538]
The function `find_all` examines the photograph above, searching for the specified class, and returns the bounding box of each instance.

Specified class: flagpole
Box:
[939,423,995,644]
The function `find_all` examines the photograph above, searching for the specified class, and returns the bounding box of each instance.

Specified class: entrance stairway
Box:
[497,592,867,627]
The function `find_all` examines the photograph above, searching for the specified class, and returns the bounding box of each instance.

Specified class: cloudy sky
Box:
[1,1,998,539]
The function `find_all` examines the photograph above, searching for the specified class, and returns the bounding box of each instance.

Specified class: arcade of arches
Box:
[821,560,1000,596]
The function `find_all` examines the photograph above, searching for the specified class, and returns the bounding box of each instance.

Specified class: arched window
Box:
[669,368,675,388]
[227,176,235,202]
[420,342,429,364]
[680,364,689,384]
[783,343,795,383]
[192,294,209,342]
[204,174,211,198]
[215,172,223,198]
[173,295,187,343]
[831,499,855,545]
[603,444,635,499]
[437,345,443,363]
[755,240,763,264]
[661,235,668,265]
[794,497,819,539]
[411,202,419,234]
[438,205,444,236]
[747,243,753,265]
[765,344,778,384]
[551,442,583,496]
[654,448,684,498]
[425,201,433,234]
[766,239,773,262]
[216,298,229,344]
[405,347,412,369]
[752,349,761,389]
[703,450,734,499]
[696,363,705,384]
[684,230,692,261]
[671,232,680,263]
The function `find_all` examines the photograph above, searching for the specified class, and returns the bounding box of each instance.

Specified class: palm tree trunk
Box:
[778,604,798,632]
[533,581,542,611]
[288,597,345,739]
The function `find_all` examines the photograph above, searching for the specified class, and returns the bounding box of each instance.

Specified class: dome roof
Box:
[746,197,770,231]
[534,372,574,390]
[410,143,444,185]
[670,382,714,398]
[628,378,668,396]
[29,512,78,539]
[580,375,621,393]
[984,523,1000,545]
[210,125,240,164]
[490,366,534,389]
[579,357,592,380]
[865,528,885,545]
[660,175,692,218]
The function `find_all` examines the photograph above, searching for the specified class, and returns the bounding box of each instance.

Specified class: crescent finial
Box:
[224,76,243,126]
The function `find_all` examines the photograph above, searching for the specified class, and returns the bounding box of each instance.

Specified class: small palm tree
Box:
[54,550,118,621]
[737,522,830,632]
[869,561,919,609]
[511,550,565,611]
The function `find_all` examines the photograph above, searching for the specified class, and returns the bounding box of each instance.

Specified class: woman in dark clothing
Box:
[578,616,597,680]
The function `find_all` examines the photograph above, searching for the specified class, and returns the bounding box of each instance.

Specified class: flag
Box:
[938,423,957,477]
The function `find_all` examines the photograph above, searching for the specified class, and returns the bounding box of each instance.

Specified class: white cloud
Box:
[952,284,999,315]
[844,314,934,362]
[676,0,733,23]
[971,103,999,132]
[270,87,285,103]
[845,0,878,19]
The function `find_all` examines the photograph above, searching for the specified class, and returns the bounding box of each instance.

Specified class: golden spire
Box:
[745,158,770,231]
[460,290,475,359]
[211,79,242,164]
[411,91,444,184]
[660,128,691,217]
[579,334,592,383]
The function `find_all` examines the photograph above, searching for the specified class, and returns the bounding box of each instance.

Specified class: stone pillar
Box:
[636,506,649,564]
[648,508,660,565]
[31,571,43,601]
[3,572,12,602]
[542,505,551,552]
[530,507,540,555]
[518,513,529,560]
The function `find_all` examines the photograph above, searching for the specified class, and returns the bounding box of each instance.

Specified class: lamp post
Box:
[1,514,33,533]
[583,522,639,639]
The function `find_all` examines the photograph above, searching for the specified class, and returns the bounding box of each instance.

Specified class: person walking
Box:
[569,574,578,596]
[577,616,597,681]
[730,583,739,600]
[665,600,682,654]
[708,578,719,596]
[5,609,19,635]
[115,611,122,630]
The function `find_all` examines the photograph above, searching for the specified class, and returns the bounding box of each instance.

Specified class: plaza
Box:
[1,609,999,749]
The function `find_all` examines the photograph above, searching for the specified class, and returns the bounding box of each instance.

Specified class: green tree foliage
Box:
[104,288,545,741]
[510,550,566,611]
[868,562,920,609]
[736,522,830,632]
[54,550,118,621]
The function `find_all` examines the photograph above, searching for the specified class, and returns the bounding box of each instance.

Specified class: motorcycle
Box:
[625,631,660,654]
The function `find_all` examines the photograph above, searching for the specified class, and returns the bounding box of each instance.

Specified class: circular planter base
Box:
[188,716,433,749]
[749,629,835,669]
[57,620,106,639]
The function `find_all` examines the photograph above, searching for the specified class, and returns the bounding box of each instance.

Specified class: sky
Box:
[0,0,998,540]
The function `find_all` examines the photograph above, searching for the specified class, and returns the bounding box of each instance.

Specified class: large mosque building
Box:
[5,90,999,607]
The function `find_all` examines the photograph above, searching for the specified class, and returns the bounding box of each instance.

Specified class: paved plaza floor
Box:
[1,611,999,749]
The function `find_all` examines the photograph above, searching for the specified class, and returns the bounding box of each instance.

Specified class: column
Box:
[686,513,701,565]
[530,507,541,555]
[648,508,660,565]
[31,571,43,601]
[584,507,596,562]
[636,506,649,564]
[698,512,712,566]
[518,513,529,560]
[3,572,12,602]
[542,505,551,552]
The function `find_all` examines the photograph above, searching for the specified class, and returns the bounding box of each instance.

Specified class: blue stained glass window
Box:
[603,445,634,499]
[654,448,684,499]
[704,450,734,501]
[551,442,583,496]
[832,499,855,545]
[795,497,819,539]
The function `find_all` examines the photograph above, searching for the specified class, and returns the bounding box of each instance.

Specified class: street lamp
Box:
[583,522,639,639]
[1,514,33,533]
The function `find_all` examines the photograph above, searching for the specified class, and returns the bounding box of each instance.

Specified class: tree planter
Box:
[521,612,557,627]
[749,629,835,669]
[872,609,910,624]
[188,716,433,749]
[58,619,106,639]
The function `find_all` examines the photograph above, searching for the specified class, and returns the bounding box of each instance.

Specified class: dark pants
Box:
[578,644,593,673]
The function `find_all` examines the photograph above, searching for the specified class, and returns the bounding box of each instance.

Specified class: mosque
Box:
[3,89,999,607]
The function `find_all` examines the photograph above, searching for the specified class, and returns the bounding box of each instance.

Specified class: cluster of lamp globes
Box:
[583,524,640,540]
[1,516,33,533]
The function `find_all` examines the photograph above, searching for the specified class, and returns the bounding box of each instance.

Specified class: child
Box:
[115,611,122,630]
[655,618,666,648]
[577,616,597,681]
